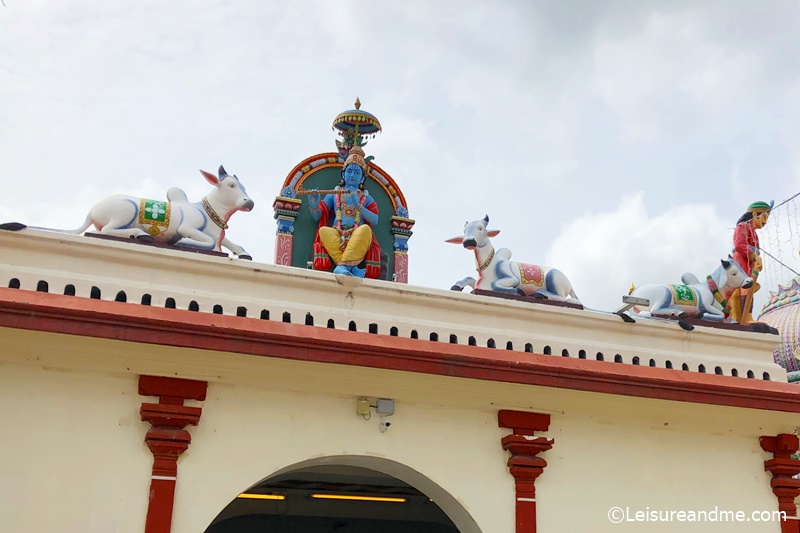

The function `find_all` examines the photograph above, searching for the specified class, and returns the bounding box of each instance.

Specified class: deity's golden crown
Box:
[343,146,368,173]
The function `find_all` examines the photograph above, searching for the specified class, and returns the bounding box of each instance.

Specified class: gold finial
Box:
[354,97,361,110]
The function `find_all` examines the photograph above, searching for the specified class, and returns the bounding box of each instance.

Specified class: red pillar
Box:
[760,434,800,533]
[139,375,208,533]
[498,410,554,533]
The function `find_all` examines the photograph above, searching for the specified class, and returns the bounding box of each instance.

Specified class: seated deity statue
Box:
[307,146,381,277]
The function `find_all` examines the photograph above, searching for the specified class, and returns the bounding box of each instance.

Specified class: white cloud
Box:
[545,193,732,311]
[1,0,799,316]
[590,8,763,145]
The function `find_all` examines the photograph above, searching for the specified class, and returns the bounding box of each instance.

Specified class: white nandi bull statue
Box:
[447,215,580,304]
[628,257,752,322]
[1,165,254,259]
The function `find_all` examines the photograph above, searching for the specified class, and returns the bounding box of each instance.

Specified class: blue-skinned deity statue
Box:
[307,146,380,277]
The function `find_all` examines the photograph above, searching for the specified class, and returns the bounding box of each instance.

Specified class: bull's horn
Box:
[483,214,489,224]
[721,259,731,269]
[219,165,228,177]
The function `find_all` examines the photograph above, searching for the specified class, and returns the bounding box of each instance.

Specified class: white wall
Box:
[0,330,790,533]
[538,415,778,531]
[174,379,783,533]
[177,382,506,532]
[0,364,151,533]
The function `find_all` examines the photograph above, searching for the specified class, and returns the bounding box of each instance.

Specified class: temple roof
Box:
[0,228,793,411]
[758,276,800,378]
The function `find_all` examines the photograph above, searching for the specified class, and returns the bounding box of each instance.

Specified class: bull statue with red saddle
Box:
[447,215,580,304]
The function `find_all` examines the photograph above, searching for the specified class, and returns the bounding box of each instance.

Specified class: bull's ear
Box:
[218,165,228,177]
[721,259,731,269]
[200,169,220,185]
[445,236,464,244]
[487,229,500,238]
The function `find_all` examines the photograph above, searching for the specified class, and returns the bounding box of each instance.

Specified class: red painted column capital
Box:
[760,433,800,533]
[499,410,554,533]
[139,375,207,533]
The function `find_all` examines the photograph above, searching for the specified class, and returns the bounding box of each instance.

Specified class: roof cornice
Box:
[1,288,799,414]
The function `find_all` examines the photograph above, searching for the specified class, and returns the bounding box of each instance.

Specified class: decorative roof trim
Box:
[1,289,799,414]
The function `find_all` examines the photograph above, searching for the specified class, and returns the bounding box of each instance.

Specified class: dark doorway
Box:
[206,465,460,532]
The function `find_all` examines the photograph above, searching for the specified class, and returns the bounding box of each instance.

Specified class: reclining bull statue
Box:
[447,215,580,304]
[627,257,751,322]
[1,165,254,259]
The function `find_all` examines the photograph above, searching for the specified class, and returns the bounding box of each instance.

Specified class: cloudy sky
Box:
[1,1,799,314]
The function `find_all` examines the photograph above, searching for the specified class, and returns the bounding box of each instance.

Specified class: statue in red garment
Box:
[730,200,772,324]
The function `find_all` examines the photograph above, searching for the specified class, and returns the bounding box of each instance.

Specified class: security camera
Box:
[379,416,392,433]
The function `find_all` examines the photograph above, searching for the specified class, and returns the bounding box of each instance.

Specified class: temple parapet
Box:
[0,228,783,384]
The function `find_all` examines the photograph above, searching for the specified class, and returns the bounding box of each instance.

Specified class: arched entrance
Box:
[205,456,482,533]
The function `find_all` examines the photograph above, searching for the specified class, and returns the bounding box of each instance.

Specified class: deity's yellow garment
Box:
[318,225,373,266]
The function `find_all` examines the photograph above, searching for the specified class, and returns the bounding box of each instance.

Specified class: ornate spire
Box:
[333,98,382,157]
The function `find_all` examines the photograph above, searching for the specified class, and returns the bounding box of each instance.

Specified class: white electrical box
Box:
[376,399,395,415]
